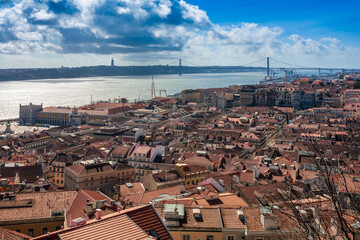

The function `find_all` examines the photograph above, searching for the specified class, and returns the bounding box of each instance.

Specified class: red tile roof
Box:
[33,205,172,240]
[60,215,151,240]
[66,190,117,226]
[125,205,172,240]
[0,227,31,240]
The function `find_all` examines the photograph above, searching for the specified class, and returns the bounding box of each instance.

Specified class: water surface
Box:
[0,72,265,120]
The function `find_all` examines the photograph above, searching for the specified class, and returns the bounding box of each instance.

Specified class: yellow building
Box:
[64,159,136,197]
[181,89,201,104]
[174,163,208,185]
[47,153,76,188]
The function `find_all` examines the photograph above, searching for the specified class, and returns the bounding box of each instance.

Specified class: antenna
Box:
[138,90,142,103]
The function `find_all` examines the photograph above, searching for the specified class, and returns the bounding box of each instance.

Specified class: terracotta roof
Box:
[238,182,305,206]
[139,186,185,205]
[119,182,145,196]
[220,208,246,229]
[125,205,172,240]
[0,165,43,183]
[243,207,263,231]
[122,193,144,206]
[66,190,116,226]
[129,146,152,157]
[0,191,77,222]
[33,205,172,240]
[0,227,31,240]
[190,193,249,208]
[60,215,151,240]
[110,146,129,156]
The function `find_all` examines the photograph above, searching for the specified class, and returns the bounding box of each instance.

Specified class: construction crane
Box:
[137,90,142,103]
[158,90,168,97]
[151,76,156,99]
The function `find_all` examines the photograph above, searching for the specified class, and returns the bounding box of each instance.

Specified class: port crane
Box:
[158,89,168,97]
[151,76,156,99]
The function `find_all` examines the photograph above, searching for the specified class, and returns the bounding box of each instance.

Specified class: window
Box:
[206,236,214,240]
[55,226,61,231]
[28,229,34,237]
[255,238,264,240]
[182,235,190,240]
[149,230,159,239]
[227,236,235,240]
[43,227,48,234]
[15,230,21,233]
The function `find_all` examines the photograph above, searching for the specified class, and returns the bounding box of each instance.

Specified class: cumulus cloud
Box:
[0,0,358,67]
[0,0,211,55]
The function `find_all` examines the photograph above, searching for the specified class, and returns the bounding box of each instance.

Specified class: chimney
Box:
[253,166,259,181]
[84,200,93,214]
[218,179,225,187]
[232,175,239,184]
[260,207,277,230]
[95,209,102,220]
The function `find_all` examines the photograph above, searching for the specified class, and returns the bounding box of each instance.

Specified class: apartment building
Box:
[64,159,135,196]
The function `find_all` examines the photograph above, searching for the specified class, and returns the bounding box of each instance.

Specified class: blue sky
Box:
[0,0,359,68]
[186,0,360,46]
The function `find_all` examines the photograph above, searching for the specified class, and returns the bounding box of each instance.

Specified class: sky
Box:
[0,0,359,68]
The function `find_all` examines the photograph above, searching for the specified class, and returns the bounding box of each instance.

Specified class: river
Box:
[0,72,266,120]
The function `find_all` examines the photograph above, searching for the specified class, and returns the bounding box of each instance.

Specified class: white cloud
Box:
[0,0,358,68]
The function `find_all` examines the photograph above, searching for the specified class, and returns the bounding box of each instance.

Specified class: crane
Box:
[151,76,156,99]
[159,89,168,97]
[137,90,142,102]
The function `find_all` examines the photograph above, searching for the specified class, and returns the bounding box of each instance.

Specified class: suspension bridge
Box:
[162,57,360,81]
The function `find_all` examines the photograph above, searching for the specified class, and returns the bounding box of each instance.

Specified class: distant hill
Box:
[0,65,265,81]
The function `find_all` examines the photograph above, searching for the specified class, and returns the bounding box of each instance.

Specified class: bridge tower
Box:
[267,57,270,79]
[179,59,182,76]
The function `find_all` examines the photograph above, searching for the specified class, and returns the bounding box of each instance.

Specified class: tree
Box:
[273,138,360,240]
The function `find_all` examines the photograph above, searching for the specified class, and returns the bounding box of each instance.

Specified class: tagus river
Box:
[0,72,265,120]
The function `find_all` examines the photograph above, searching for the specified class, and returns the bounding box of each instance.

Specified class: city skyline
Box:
[0,0,359,68]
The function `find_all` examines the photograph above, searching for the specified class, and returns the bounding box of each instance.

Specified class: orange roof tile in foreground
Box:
[59,215,151,240]
[0,227,31,240]
[33,205,173,240]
